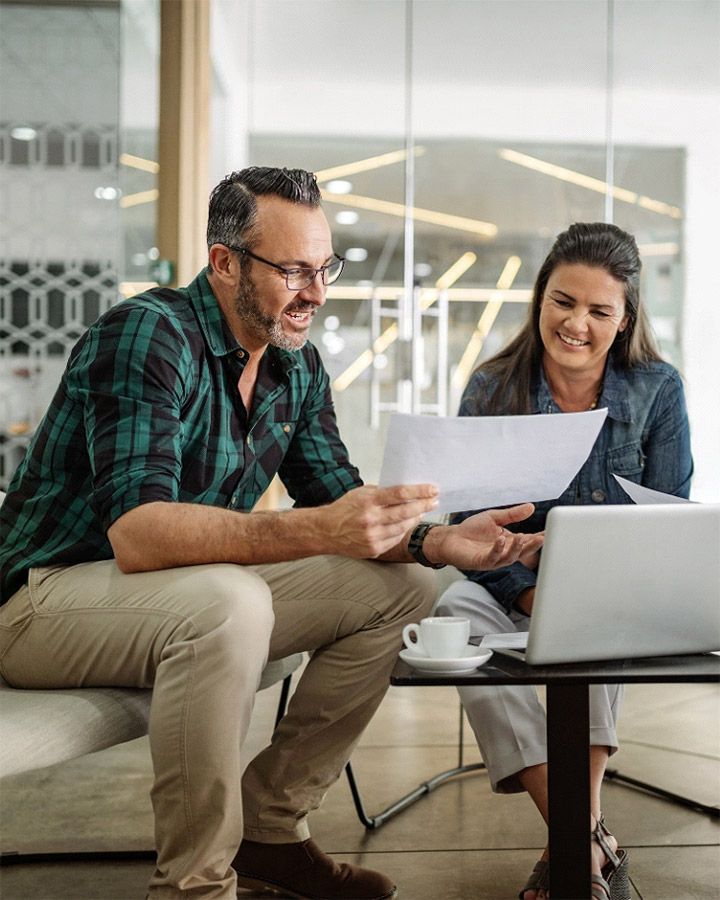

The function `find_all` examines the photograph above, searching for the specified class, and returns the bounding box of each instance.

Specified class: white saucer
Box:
[399,645,493,673]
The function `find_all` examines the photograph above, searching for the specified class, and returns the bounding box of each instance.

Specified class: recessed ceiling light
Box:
[321,331,346,355]
[335,210,359,225]
[11,126,37,141]
[94,186,119,200]
[414,263,432,277]
[325,180,353,194]
[344,247,368,262]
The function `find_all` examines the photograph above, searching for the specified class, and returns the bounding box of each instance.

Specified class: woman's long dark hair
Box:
[474,222,662,414]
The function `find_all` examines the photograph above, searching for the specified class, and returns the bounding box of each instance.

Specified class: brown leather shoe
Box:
[233,838,398,899]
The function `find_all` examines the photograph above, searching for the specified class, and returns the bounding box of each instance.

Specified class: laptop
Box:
[482,503,720,665]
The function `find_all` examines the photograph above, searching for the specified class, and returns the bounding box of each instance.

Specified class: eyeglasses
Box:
[225,245,345,291]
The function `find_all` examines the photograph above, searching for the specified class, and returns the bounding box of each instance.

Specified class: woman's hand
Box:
[514,586,536,616]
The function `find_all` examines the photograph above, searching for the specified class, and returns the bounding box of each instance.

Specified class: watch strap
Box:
[407,522,446,569]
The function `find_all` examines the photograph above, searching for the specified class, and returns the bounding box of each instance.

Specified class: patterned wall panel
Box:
[0,2,139,489]
[0,124,121,487]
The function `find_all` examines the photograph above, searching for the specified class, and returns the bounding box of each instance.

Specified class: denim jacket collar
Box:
[534,358,632,423]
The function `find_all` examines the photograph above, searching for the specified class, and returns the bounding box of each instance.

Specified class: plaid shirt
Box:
[0,270,362,603]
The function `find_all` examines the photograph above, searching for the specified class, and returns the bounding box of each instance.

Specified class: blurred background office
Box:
[1,0,718,504]
[1,5,718,899]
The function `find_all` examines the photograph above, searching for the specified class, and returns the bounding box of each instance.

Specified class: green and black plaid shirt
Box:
[0,270,362,603]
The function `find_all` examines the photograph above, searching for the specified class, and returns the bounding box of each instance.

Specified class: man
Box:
[0,167,541,899]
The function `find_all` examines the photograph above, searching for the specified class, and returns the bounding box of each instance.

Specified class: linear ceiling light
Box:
[499,148,682,220]
[315,147,426,183]
[332,349,376,392]
[119,281,158,297]
[321,191,498,238]
[119,152,160,174]
[636,197,682,217]
[333,253,478,393]
[451,255,522,391]
[637,242,680,257]
[433,252,477,293]
[325,285,531,302]
[120,188,159,208]
[495,254,522,291]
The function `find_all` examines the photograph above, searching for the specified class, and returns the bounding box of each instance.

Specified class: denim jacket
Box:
[451,359,693,614]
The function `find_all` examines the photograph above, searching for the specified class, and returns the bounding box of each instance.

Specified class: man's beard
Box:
[233,277,310,351]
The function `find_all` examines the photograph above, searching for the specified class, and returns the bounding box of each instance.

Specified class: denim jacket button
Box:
[591,489,606,503]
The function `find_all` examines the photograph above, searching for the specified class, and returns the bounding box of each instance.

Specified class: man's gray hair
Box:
[206,167,322,253]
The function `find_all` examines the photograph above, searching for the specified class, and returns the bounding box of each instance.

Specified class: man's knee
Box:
[170,564,275,665]
[391,562,437,620]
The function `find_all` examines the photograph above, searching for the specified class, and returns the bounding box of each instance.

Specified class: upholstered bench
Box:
[0,656,301,780]
[0,489,303,785]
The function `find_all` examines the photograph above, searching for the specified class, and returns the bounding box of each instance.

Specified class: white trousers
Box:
[436,579,622,793]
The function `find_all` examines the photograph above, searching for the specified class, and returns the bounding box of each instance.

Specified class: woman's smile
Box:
[556,331,590,348]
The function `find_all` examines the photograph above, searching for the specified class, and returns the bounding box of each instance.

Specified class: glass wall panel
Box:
[120,0,160,293]
[0,1,121,486]
[611,0,719,499]
[214,0,718,498]
[243,0,408,487]
[0,0,159,488]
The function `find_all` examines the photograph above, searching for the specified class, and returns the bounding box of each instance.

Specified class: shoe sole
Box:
[237,871,306,897]
[235,872,398,900]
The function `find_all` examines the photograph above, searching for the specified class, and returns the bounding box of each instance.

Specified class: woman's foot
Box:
[591,815,619,874]
[520,822,624,900]
[591,815,630,900]
[519,847,549,900]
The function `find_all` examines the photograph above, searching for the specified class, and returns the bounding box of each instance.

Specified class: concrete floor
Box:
[1,670,718,899]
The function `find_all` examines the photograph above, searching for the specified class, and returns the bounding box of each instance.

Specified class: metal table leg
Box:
[547,683,592,899]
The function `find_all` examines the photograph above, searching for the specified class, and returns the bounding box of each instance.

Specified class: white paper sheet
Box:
[379,408,607,513]
[612,474,692,505]
[478,632,529,650]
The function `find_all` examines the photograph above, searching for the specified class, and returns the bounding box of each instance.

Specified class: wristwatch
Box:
[407,522,446,569]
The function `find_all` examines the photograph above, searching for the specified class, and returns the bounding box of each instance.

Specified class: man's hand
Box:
[322,484,439,559]
[421,503,544,571]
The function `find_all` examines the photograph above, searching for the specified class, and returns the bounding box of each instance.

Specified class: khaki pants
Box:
[0,556,436,899]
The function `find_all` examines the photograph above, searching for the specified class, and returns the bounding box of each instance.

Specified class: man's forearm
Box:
[108,501,330,573]
[107,484,441,573]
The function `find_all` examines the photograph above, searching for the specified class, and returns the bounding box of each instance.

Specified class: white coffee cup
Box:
[402,616,471,659]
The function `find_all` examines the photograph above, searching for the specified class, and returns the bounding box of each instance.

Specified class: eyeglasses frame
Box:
[223,244,345,291]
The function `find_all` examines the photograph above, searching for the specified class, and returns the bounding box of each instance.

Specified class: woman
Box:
[437,222,693,900]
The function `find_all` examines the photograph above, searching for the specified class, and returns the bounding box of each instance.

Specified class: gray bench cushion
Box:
[0,655,303,778]
[0,677,152,778]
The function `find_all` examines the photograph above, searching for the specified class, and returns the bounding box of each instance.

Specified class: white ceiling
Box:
[250,0,720,93]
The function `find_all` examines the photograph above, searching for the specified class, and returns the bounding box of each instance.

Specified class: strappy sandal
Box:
[591,815,631,900]
[518,859,549,899]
